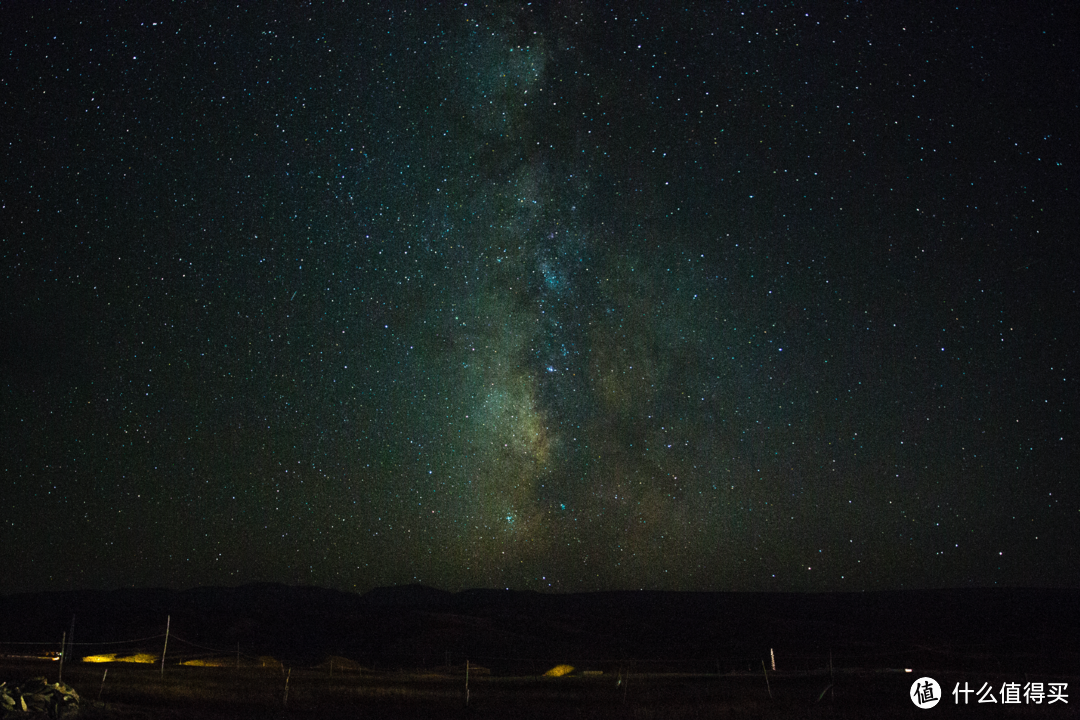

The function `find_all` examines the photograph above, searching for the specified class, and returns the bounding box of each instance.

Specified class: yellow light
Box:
[81,654,116,663]
[82,653,157,664]
[181,658,231,667]
[543,664,575,677]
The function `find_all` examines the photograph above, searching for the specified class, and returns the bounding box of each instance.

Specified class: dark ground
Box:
[4,659,1074,719]
[1,586,1077,717]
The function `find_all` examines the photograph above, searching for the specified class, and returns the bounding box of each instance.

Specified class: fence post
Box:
[67,616,75,670]
[160,616,170,678]
[829,649,835,700]
[58,631,66,683]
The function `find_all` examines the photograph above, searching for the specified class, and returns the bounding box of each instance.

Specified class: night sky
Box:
[2,1,1077,596]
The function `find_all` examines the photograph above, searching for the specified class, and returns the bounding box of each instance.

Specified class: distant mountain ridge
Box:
[360,583,452,607]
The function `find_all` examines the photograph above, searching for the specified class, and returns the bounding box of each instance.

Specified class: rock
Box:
[0,676,81,718]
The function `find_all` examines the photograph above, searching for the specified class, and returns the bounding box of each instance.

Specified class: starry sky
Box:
[2,1,1077,595]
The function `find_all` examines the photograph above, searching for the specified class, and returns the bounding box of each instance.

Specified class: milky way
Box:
[1,2,1076,594]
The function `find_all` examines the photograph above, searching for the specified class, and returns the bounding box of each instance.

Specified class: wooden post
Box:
[58,631,66,683]
[98,669,108,701]
[160,616,170,678]
[829,650,835,700]
[67,616,75,669]
[283,668,291,707]
[762,660,772,700]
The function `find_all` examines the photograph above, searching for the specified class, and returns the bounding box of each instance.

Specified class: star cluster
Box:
[1,1,1076,594]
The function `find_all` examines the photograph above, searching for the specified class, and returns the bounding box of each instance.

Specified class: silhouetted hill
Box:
[1,585,1076,672]
[361,584,453,607]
